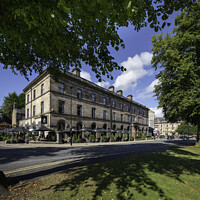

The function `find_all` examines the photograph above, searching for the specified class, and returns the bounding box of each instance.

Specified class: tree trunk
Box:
[197,123,200,144]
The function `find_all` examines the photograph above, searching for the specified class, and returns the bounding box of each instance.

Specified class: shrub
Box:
[135,136,142,140]
[110,134,115,141]
[89,134,95,142]
[129,136,134,141]
[77,135,81,142]
[122,136,126,141]
[72,134,77,141]
[101,135,106,142]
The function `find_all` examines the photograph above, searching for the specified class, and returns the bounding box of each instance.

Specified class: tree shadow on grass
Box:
[41,148,200,200]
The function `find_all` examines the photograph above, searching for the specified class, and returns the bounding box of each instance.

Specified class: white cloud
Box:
[96,81,110,88]
[145,79,159,94]
[80,71,91,81]
[135,79,159,99]
[113,52,153,91]
[150,107,164,117]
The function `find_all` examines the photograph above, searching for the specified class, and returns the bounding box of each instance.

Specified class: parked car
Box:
[167,135,174,139]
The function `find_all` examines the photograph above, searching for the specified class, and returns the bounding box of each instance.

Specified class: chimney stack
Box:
[109,86,114,92]
[72,67,81,77]
[127,95,133,101]
[117,90,123,96]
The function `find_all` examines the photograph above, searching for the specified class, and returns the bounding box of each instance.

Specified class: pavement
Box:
[0,139,162,148]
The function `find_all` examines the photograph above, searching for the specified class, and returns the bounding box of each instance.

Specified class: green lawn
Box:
[8,146,200,200]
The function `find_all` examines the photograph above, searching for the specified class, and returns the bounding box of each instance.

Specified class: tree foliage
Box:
[0,0,196,81]
[1,92,25,123]
[176,122,197,136]
[151,1,200,142]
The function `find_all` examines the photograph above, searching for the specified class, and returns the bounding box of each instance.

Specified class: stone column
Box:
[56,132,63,144]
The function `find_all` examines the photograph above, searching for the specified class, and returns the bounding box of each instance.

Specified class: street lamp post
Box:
[70,86,73,146]
[109,97,112,141]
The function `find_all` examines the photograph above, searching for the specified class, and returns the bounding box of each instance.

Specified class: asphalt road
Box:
[0,139,195,184]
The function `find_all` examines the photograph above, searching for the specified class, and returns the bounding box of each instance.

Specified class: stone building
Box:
[154,117,180,136]
[148,110,155,135]
[12,102,25,126]
[19,69,149,141]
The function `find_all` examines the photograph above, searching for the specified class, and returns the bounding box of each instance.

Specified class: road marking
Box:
[3,151,132,175]
[4,157,85,175]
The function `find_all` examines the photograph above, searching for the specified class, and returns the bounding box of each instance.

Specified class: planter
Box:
[51,135,56,141]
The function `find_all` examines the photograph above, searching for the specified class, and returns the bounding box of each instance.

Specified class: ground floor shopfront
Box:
[19,114,149,143]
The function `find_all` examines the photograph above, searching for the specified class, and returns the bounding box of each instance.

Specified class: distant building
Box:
[154,117,180,136]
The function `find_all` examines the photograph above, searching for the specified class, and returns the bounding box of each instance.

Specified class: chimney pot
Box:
[127,95,133,101]
[109,86,114,92]
[72,67,81,77]
[117,90,123,96]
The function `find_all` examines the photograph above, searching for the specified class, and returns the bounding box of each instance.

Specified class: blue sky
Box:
[0,12,179,117]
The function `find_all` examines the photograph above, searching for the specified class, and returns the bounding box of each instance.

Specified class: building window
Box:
[103,97,107,105]
[92,108,96,118]
[77,89,82,99]
[77,105,82,116]
[41,84,44,95]
[127,115,129,122]
[59,82,64,94]
[27,94,29,103]
[121,114,123,122]
[133,108,136,114]
[41,101,44,114]
[120,103,123,110]
[58,100,65,114]
[27,108,29,119]
[113,112,116,121]
[33,90,36,100]
[113,101,116,108]
[33,105,36,117]
[103,110,106,119]
[92,94,96,102]
[132,116,135,122]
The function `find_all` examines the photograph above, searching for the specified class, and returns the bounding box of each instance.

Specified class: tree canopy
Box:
[1,92,25,123]
[151,1,200,142]
[176,122,197,136]
[0,0,196,81]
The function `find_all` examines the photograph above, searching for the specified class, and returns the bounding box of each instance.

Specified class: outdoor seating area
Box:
[0,126,154,144]
[0,126,56,144]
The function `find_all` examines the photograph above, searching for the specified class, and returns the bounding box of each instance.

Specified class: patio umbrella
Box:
[35,126,52,132]
[9,126,29,133]
[122,130,129,134]
[78,127,91,132]
[35,126,52,139]
[60,127,77,133]
[94,128,108,133]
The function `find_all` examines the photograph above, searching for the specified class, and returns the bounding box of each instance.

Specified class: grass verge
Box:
[3,146,200,200]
